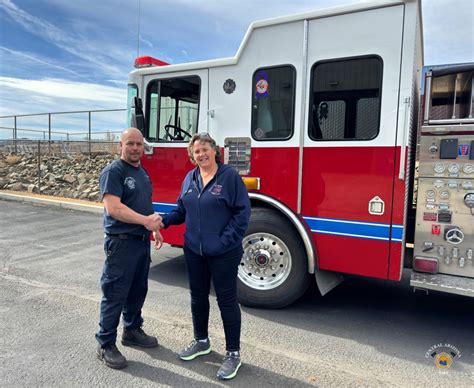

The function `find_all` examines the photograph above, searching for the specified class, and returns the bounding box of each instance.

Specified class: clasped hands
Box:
[144,213,164,250]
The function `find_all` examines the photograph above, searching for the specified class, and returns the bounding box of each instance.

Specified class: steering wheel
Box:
[164,124,192,141]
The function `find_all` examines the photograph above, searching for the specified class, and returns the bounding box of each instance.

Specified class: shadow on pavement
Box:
[148,252,474,374]
[124,344,315,387]
[149,252,188,290]
[243,270,474,370]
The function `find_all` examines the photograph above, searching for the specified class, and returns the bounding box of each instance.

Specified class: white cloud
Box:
[0,0,128,79]
[165,0,349,25]
[0,0,472,125]
[139,35,154,49]
[0,46,94,81]
[422,0,474,65]
[0,76,126,139]
[0,76,125,105]
[0,77,126,132]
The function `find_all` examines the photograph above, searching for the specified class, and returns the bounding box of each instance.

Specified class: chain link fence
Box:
[0,108,126,145]
[0,109,126,201]
[0,139,120,155]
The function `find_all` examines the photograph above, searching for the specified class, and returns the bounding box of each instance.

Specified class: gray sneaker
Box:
[178,338,211,361]
[217,351,242,380]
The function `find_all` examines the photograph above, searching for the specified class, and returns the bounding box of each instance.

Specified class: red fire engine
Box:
[128,0,474,308]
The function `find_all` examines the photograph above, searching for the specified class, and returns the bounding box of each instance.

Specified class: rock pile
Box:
[0,152,117,202]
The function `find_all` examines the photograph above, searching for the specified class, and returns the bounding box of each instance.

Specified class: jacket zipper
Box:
[194,178,203,256]
[196,168,219,256]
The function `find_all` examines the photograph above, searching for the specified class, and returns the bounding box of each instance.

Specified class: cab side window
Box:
[127,84,138,127]
[309,56,383,141]
[251,65,296,141]
[146,76,200,142]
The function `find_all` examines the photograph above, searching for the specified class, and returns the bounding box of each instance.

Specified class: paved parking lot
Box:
[0,199,473,386]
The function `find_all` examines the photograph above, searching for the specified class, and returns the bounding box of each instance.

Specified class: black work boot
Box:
[122,327,158,348]
[96,343,127,369]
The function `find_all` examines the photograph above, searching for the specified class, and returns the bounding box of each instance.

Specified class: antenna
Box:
[136,0,141,58]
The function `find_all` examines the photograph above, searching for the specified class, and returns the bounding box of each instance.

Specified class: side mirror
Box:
[131,96,146,134]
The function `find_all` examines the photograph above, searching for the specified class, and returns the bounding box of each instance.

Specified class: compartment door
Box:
[301,5,404,278]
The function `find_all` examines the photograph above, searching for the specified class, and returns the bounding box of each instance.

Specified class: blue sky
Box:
[0,0,473,139]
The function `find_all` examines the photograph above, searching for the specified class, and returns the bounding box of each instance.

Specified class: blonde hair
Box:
[187,133,221,164]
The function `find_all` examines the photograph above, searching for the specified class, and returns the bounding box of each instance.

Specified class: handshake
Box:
[144,213,165,250]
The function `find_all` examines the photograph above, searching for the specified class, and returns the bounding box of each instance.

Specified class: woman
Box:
[158,132,250,380]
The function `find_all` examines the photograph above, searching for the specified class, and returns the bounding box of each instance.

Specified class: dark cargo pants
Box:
[95,235,151,347]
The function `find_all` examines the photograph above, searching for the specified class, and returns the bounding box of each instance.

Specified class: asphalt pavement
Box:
[0,195,473,387]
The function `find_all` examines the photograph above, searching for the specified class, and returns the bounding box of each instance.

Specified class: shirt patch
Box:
[211,184,222,195]
[124,177,136,190]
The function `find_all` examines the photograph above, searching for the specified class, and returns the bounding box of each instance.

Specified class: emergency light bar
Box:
[134,56,170,68]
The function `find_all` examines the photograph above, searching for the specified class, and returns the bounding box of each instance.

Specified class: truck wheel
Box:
[237,208,311,308]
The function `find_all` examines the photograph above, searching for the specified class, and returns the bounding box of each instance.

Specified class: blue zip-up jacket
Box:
[163,164,251,257]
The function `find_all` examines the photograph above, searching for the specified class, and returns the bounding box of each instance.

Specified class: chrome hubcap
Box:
[238,232,292,290]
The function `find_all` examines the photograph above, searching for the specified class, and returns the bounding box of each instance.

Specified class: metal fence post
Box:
[48,113,51,153]
[88,111,92,154]
[37,140,41,194]
[14,116,17,154]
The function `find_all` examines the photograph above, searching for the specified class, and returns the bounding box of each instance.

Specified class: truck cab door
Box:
[141,69,209,246]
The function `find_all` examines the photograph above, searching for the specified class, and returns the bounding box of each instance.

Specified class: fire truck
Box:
[128,0,474,308]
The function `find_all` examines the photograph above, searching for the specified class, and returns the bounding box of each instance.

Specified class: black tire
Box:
[237,207,312,308]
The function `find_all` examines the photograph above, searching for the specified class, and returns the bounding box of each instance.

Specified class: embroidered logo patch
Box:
[211,184,222,195]
[124,177,136,190]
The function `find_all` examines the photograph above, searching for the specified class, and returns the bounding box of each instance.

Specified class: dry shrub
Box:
[111,143,120,154]
[75,154,87,163]
[5,154,22,165]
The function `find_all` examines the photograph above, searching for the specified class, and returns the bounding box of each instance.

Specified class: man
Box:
[96,127,163,369]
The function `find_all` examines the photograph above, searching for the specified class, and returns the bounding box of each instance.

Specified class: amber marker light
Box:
[242,177,260,191]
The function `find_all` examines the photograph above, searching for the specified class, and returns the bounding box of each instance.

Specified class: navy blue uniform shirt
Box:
[100,159,154,236]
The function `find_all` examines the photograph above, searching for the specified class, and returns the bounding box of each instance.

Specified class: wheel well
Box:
[249,198,274,211]
[249,196,316,274]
